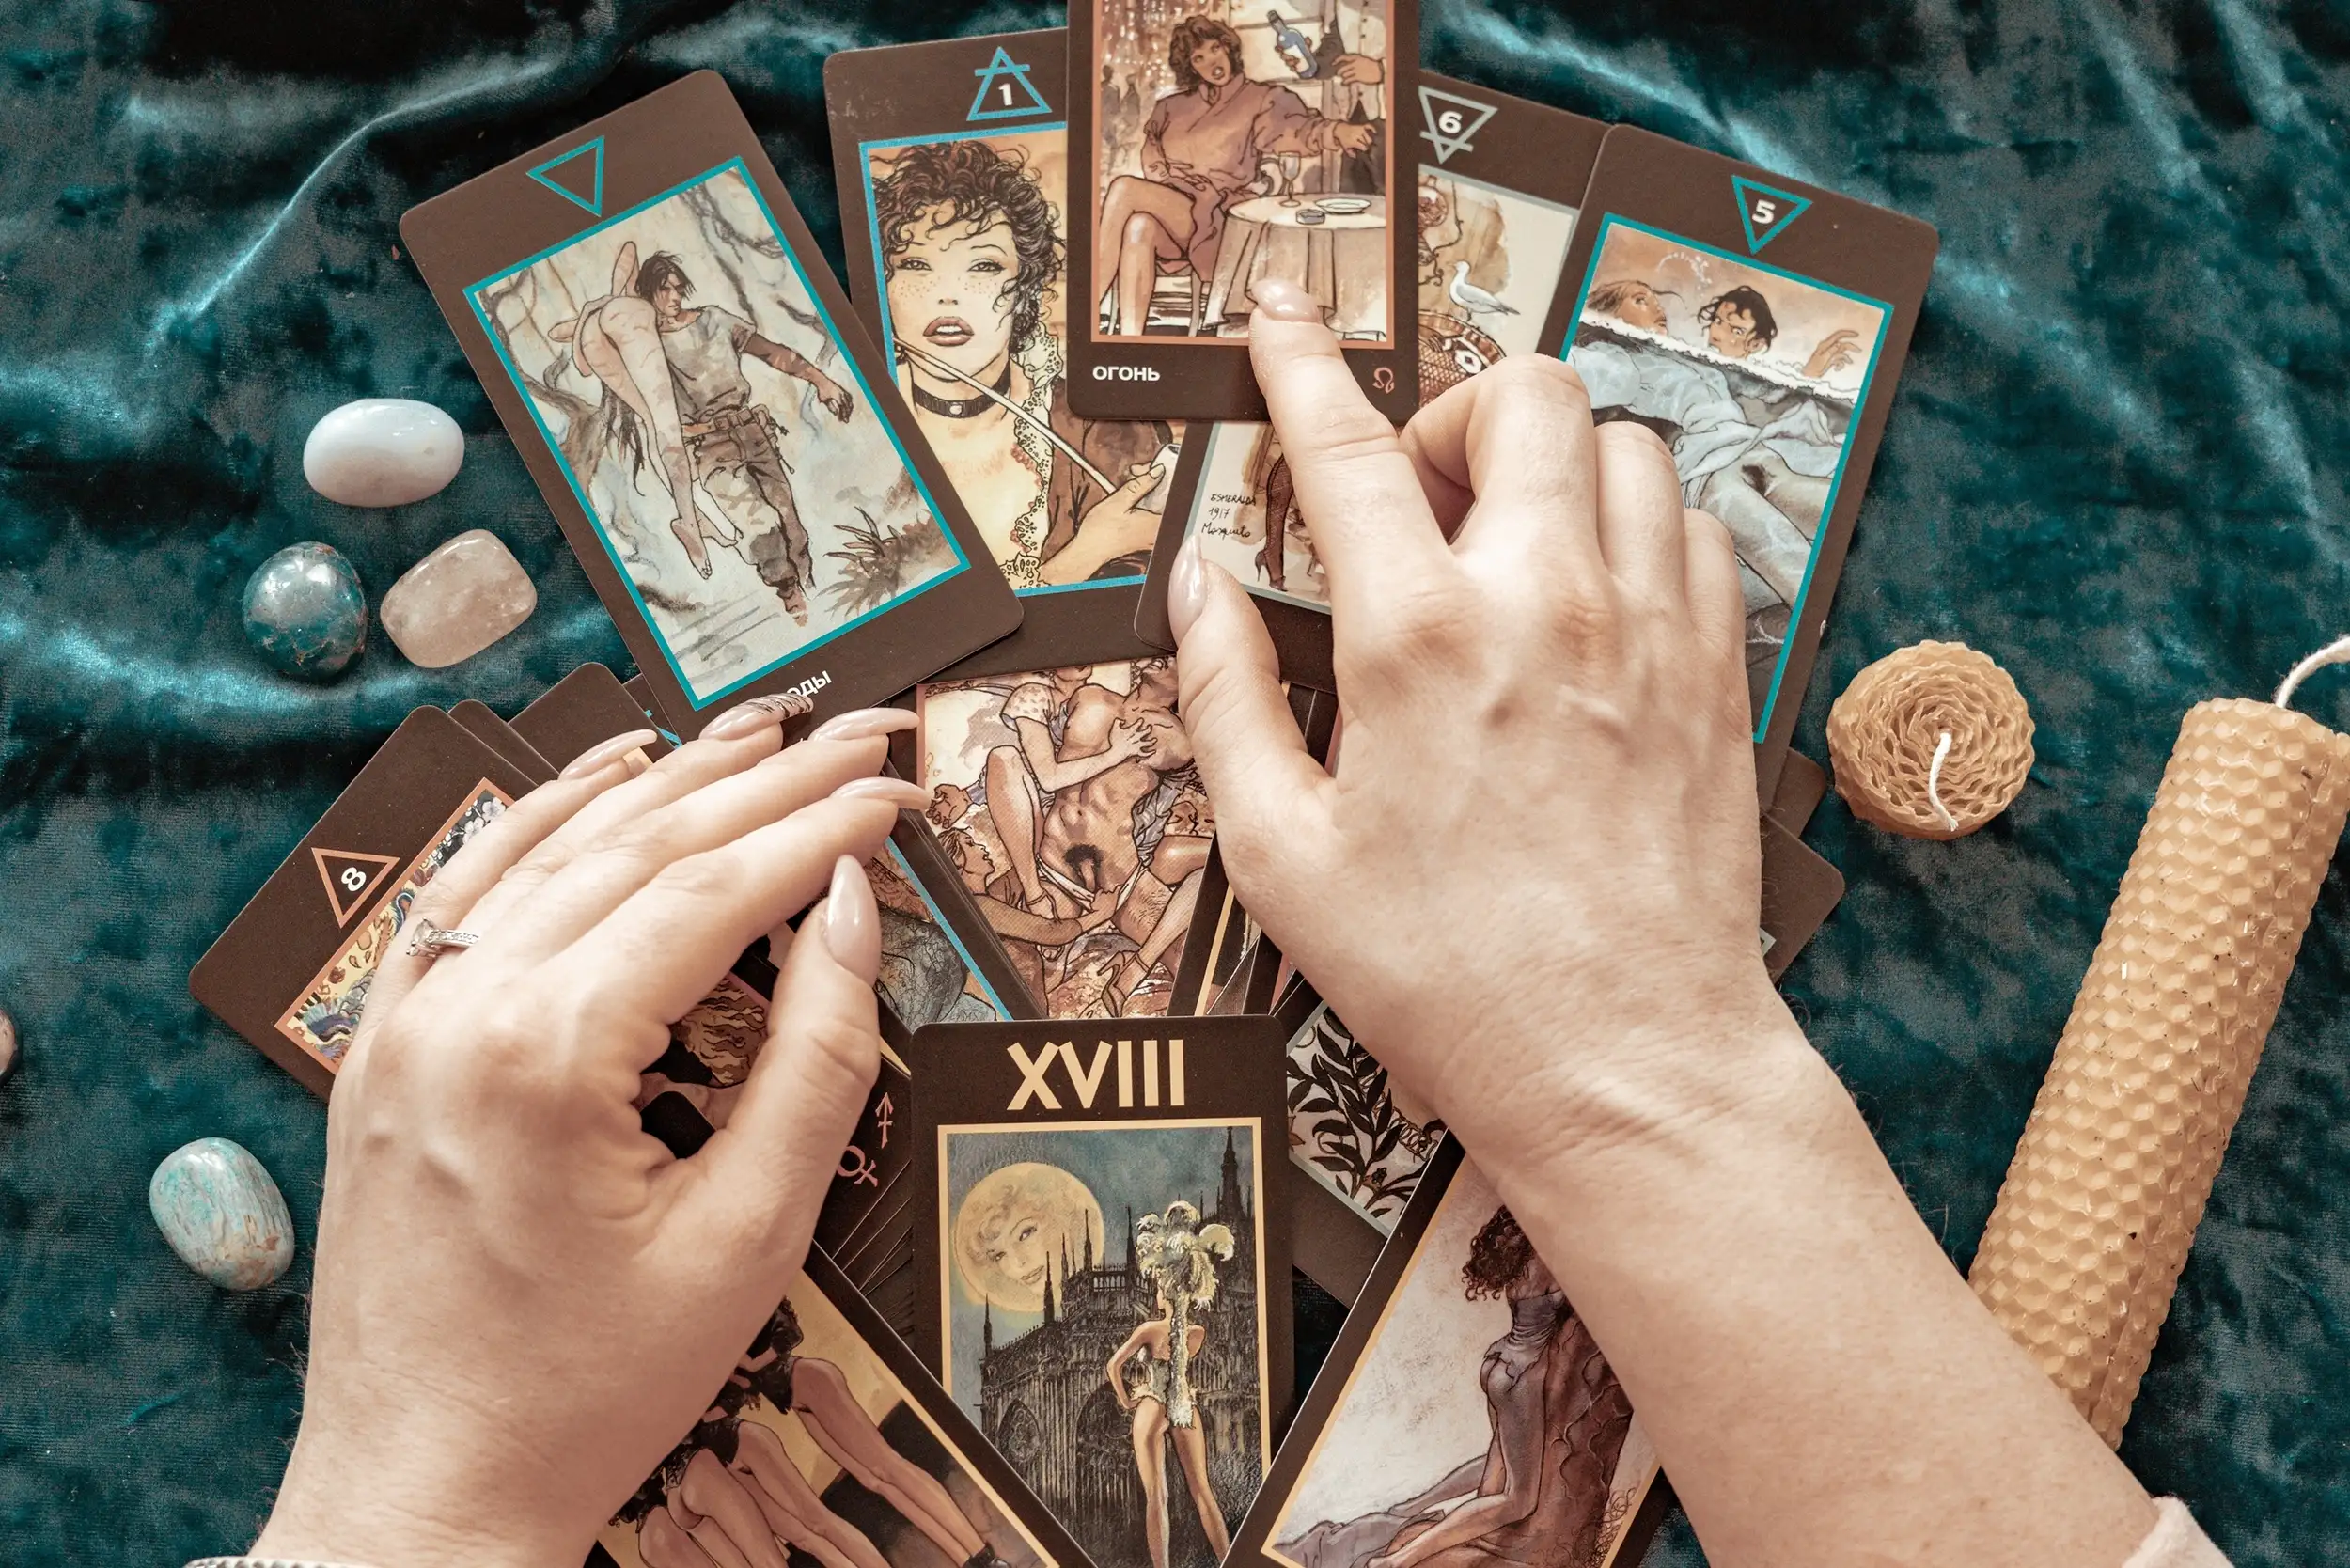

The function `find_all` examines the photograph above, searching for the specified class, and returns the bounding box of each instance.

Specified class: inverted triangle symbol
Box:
[314,847,400,927]
[528,137,605,216]
[1418,86,1497,165]
[1731,175,1810,253]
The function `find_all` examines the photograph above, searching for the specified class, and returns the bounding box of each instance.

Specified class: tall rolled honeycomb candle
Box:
[1967,695,2350,1445]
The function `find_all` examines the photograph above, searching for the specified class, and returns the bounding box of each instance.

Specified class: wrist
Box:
[253,1439,578,1568]
[1439,972,1827,1186]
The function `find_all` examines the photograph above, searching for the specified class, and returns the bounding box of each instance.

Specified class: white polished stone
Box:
[303,398,463,507]
[382,528,537,668]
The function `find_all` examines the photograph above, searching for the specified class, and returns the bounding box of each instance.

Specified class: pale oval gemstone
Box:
[381,527,538,668]
[149,1137,296,1291]
[303,397,464,507]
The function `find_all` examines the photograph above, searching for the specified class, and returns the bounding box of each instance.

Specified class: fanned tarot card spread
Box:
[1067,0,1420,423]
[1535,125,1937,804]
[401,71,1020,739]
[584,1249,1095,1568]
[1229,1138,1668,1568]
[1760,812,1843,980]
[908,1015,1295,1568]
[1136,77,1606,688]
[827,29,1187,680]
[188,708,540,1098]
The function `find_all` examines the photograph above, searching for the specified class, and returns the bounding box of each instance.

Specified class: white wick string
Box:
[1927,730,1959,832]
[2274,635,2350,711]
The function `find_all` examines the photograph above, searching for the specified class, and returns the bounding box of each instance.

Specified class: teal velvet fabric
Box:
[4,1,2349,1562]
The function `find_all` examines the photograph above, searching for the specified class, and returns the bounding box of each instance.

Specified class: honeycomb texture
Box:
[1967,698,2350,1445]
[1826,639,2036,839]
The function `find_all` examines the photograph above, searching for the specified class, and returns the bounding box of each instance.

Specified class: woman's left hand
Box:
[248,705,927,1568]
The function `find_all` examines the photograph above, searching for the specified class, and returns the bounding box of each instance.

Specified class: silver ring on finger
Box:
[406,918,483,958]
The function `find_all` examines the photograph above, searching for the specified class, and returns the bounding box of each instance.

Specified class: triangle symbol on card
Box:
[1731,175,1810,253]
[528,138,606,216]
[314,847,400,927]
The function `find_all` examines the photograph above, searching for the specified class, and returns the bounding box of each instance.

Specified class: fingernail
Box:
[1167,534,1209,643]
[1250,277,1323,323]
[823,855,881,985]
[809,707,918,743]
[559,729,658,779]
[831,776,932,809]
[702,693,810,741]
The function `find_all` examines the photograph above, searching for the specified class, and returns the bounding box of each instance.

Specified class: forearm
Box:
[1473,1011,2154,1568]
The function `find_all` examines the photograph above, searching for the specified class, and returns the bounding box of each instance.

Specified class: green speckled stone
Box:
[241,542,368,680]
[148,1137,296,1291]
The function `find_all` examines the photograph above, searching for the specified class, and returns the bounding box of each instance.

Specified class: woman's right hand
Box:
[1169,307,1780,1177]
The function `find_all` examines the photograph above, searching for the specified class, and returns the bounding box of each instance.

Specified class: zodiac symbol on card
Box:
[837,1145,880,1187]
[873,1091,894,1150]
[1371,367,1396,394]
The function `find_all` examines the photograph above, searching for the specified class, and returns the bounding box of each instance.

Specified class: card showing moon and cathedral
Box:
[907,1014,1295,1568]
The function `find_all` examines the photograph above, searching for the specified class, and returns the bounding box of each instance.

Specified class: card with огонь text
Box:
[1068,0,1421,424]
[401,71,1019,739]
[908,1013,1295,1568]
[1227,1136,1672,1568]
[1135,73,1606,690]
[827,28,1188,681]
[1536,125,1938,805]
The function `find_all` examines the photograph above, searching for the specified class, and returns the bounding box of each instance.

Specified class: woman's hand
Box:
[1170,310,1775,1177]
[249,703,927,1568]
[1173,301,2156,1568]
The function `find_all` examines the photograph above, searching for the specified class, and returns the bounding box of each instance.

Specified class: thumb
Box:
[674,855,881,1265]
[1170,539,1337,933]
[1111,463,1166,502]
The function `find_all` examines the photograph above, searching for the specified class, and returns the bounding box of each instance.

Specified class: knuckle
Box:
[1594,416,1674,470]
[1295,399,1402,469]
[1490,354,1590,416]
[1550,583,1622,651]
[648,850,742,905]
[794,1014,881,1100]
[1345,581,1470,684]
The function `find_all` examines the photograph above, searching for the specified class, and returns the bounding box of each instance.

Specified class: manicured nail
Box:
[809,707,918,743]
[702,693,810,741]
[1250,276,1323,323]
[1167,534,1209,643]
[823,855,881,985]
[830,776,932,809]
[559,729,658,779]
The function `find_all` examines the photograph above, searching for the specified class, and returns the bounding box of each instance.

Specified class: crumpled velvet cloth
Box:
[2,1,2346,1563]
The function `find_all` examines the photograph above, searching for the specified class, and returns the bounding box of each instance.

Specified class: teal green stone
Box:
[148,1137,296,1291]
[241,541,367,679]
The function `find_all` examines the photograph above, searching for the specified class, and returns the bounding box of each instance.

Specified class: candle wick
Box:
[2273,634,2350,711]
[1928,730,1959,833]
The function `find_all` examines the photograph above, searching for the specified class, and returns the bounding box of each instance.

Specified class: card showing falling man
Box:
[403,71,1019,736]
[910,1014,1295,1568]
[1069,0,1421,423]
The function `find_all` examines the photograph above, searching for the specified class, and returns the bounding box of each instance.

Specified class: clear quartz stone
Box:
[381,528,537,668]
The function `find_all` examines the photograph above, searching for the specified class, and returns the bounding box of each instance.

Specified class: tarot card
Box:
[401,71,1020,737]
[513,662,673,770]
[1272,982,1411,1303]
[1229,1137,1668,1568]
[1769,747,1829,839]
[189,708,540,1097]
[622,671,683,743]
[877,819,1043,1026]
[585,1247,1095,1568]
[827,30,1189,681]
[1536,127,1938,804]
[1068,0,1421,423]
[890,655,1216,1020]
[908,1013,1295,1568]
[1760,814,1843,980]
[1135,76,1605,685]
[449,698,557,782]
